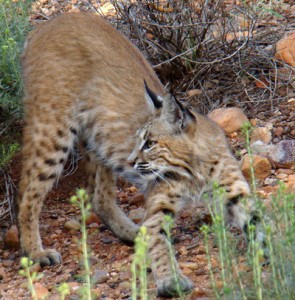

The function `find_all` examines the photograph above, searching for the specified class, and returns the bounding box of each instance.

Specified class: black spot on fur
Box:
[54,144,68,153]
[227,196,240,206]
[44,159,56,166]
[57,129,65,137]
[70,127,77,135]
[39,173,56,181]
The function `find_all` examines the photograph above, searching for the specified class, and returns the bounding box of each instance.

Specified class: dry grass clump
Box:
[98,0,293,113]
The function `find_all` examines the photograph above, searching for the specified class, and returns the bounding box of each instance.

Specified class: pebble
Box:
[4,225,19,249]
[85,213,100,225]
[91,269,109,284]
[274,126,284,137]
[128,207,145,223]
[250,141,273,155]
[270,140,295,167]
[64,219,81,231]
[179,262,199,270]
[264,178,277,185]
[276,173,288,180]
[130,193,145,205]
[208,107,249,134]
[250,127,272,144]
[241,154,272,180]
[2,260,14,267]
[33,283,49,299]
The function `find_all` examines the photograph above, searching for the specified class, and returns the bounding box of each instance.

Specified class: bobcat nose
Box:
[127,158,136,167]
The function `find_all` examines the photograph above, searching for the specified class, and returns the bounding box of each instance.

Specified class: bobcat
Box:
[18,12,263,297]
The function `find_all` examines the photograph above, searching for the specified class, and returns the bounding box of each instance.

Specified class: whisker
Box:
[151,169,176,193]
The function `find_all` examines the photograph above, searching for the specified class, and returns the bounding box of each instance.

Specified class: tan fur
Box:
[18,13,262,298]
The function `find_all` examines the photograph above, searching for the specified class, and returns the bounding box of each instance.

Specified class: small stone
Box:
[4,225,19,249]
[241,154,272,180]
[91,269,109,284]
[250,127,272,144]
[264,178,277,185]
[119,271,131,281]
[2,260,14,267]
[67,281,80,292]
[276,173,288,180]
[33,283,49,299]
[88,223,99,228]
[275,32,295,67]
[64,219,80,231]
[286,174,295,193]
[128,207,145,223]
[187,89,202,97]
[30,263,41,274]
[130,193,145,205]
[208,107,249,134]
[277,168,294,175]
[274,127,284,137]
[85,213,100,225]
[179,262,198,270]
[269,140,295,167]
[251,141,274,156]
[117,191,128,203]
[128,186,137,193]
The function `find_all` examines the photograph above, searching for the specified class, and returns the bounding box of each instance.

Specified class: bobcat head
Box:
[128,83,197,181]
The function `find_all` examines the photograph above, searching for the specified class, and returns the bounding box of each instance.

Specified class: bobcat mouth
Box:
[135,162,157,176]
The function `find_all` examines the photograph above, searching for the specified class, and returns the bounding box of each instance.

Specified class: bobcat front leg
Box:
[91,162,139,243]
[216,155,267,255]
[142,191,194,298]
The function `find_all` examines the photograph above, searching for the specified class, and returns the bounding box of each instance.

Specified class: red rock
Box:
[286,174,295,193]
[117,191,128,203]
[208,107,249,134]
[64,219,80,231]
[275,32,295,67]
[187,89,202,97]
[4,225,19,249]
[128,186,137,193]
[250,127,272,144]
[241,154,272,180]
[86,213,100,225]
[33,283,49,299]
[274,126,284,137]
[130,193,145,205]
[2,260,14,267]
[128,207,145,223]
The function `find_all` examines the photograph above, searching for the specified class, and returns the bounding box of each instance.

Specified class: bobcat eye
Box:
[142,140,156,150]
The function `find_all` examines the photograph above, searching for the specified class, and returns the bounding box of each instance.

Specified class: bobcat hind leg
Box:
[18,123,77,266]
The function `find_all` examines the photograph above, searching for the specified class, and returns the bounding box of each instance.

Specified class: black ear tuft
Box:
[144,80,163,109]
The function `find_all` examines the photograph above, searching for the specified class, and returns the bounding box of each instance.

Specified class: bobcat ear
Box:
[144,80,163,112]
[162,94,196,133]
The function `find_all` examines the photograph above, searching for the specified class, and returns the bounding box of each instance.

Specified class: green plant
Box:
[70,189,93,300]
[0,0,32,117]
[162,214,185,300]
[202,124,295,299]
[19,257,43,300]
[131,226,150,300]
[57,283,70,300]
[0,142,19,168]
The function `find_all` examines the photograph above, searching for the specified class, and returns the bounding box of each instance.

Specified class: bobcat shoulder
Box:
[18,12,264,298]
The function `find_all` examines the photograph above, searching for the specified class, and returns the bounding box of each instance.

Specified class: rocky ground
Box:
[0,1,294,299]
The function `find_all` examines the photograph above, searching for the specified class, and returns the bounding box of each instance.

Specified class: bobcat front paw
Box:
[31,249,62,267]
[156,274,194,298]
